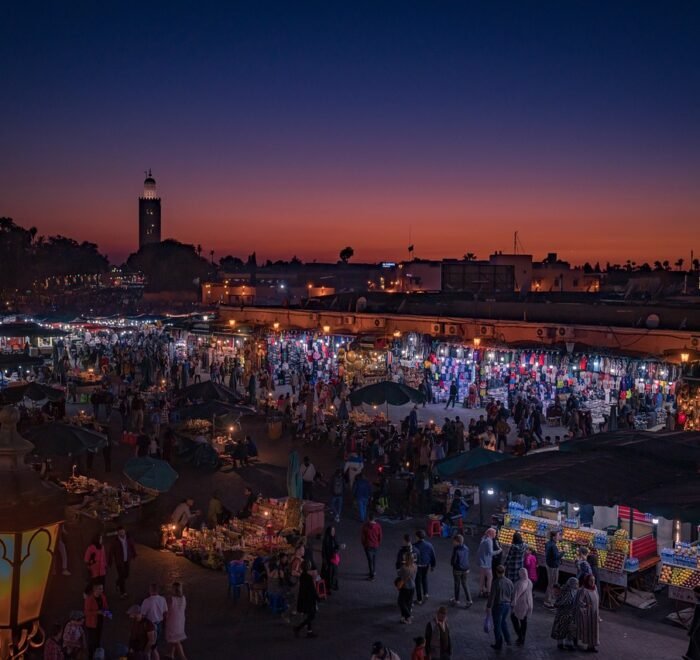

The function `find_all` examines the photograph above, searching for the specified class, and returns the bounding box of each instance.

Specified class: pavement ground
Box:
[38,397,688,660]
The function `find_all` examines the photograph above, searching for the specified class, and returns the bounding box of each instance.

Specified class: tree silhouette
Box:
[339,246,354,263]
[675,258,685,271]
[662,260,670,271]
[463,252,477,261]
[693,258,700,271]
[653,260,663,271]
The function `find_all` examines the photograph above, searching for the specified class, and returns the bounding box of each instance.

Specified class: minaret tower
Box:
[138,169,161,249]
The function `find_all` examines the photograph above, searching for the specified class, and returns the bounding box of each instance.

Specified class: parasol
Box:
[123,456,179,493]
[348,381,425,407]
[24,422,107,456]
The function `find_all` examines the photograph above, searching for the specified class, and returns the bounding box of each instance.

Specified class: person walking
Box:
[397,553,417,624]
[321,525,341,592]
[84,534,107,585]
[353,471,372,521]
[576,575,600,653]
[424,606,452,660]
[551,577,579,651]
[685,585,700,659]
[108,526,137,599]
[396,533,419,570]
[449,534,472,607]
[524,545,538,585]
[361,513,383,580]
[293,562,319,638]
[141,583,168,659]
[544,530,564,607]
[330,468,345,522]
[510,567,533,646]
[300,455,316,500]
[127,605,156,660]
[413,530,437,605]
[165,582,188,660]
[445,381,458,409]
[477,528,501,598]
[371,641,401,660]
[486,564,514,651]
[84,583,108,658]
[504,531,525,583]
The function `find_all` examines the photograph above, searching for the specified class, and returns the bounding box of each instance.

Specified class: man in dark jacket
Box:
[449,534,472,607]
[544,530,564,607]
[108,526,137,598]
[413,530,437,604]
[425,606,452,659]
[395,533,419,570]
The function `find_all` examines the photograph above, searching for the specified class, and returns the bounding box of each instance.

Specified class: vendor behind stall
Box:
[171,498,198,536]
[238,486,257,519]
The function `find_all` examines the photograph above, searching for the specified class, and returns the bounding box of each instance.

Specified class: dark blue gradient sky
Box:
[1,1,699,264]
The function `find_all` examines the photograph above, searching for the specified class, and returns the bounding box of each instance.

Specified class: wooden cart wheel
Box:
[600,583,627,611]
[629,568,658,592]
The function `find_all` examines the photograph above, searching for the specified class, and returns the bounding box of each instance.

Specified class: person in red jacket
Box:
[361,512,383,581]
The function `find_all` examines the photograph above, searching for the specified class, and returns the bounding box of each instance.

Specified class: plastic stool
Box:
[427,519,442,538]
[315,579,328,600]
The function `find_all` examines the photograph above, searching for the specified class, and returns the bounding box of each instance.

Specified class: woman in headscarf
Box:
[320,525,340,592]
[504,532,525,583]
[576,574,600,652]
[511,567,533,646]
[551,577,579,651]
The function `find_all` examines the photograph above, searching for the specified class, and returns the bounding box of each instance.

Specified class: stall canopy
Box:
[0,382,65,404]
[463,431,700,523]
[0,322,67,338]
[349,381,424,407]
[124,457,178,493]
[176,400,252,421]
[174,381,243,405]
[435,447,511,479]
[25,422,107,456]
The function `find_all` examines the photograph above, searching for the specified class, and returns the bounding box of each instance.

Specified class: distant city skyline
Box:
[2,2,699,265]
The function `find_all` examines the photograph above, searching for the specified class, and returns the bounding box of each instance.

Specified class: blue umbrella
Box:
[287,450,302,499]
[123,457,178,493]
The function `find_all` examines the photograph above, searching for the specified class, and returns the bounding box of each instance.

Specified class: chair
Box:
[315,579,328,600]
[226,561,246,601]
[427,519,442,538]
[267,592,287,614]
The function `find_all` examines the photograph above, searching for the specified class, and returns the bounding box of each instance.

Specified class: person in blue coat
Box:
[413,530,437,604]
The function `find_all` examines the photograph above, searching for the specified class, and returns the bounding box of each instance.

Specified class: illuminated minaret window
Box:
[138,169,162,249]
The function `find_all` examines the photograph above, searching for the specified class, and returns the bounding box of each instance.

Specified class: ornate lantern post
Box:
[0,406,65,659]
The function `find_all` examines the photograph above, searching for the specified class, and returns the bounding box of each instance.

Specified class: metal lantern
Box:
[0,406,65,659]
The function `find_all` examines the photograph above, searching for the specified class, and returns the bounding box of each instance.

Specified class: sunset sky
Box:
[1,1,699,265]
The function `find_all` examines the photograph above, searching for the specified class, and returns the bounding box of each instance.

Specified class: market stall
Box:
[659,542,700,624]
[496,501,658,610]
[162,497,304,570]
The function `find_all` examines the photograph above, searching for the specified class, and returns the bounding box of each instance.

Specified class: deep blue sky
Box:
[1,1,699,263]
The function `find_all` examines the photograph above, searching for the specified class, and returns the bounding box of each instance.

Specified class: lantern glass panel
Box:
[0,533,15,626]
[17,525,59,625]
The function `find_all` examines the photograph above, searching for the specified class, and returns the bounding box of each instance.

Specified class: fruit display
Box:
[660,565,700,589]
[660,544,700,568]
[562,528,595,546]
[603,550,626,572]
[561,543,578,561]
[497,528,515,545]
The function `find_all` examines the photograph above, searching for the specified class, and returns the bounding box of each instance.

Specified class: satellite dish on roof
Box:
[355,297,367,313]
[645,314,660,329]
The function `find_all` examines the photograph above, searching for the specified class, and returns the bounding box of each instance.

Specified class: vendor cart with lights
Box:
[497,506,659,611]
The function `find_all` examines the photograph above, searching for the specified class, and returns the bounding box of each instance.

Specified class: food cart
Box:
[659,543,700,625]
[497,501,659,610]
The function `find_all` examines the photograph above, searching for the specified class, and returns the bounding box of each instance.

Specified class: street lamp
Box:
[0,406,65,659]
[473,337,481,348]
[681,351,690,364]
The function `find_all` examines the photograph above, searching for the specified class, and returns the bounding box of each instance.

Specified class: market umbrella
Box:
[123,457,179,493]
[434,447,511,479]
[0,382,65,404]
[349,381,425,407]
[287,450,302,499]
[174,381,243,405]
[176,400,243,421]
[24,422,107,456]
[214,408,256,430]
